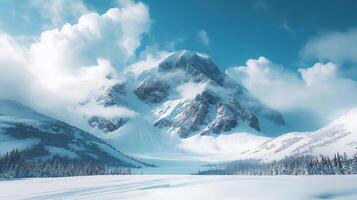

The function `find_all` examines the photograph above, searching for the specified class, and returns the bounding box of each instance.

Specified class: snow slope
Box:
[178,132,270,161]
[0,99,150,167]
[1,175,357,200]
[246,107,357,160]
[179,107,357,161]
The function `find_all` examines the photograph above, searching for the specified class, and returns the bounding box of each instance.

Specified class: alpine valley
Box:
[2,51,357,171]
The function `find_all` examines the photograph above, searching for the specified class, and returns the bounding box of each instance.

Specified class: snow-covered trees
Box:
[198,153,357,175]
[0,149,133,178]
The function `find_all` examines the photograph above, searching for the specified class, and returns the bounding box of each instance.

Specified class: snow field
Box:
[1,175,357,200]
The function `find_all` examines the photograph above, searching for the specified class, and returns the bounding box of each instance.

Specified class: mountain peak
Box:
[167,50,209,62]
[158,50,225,85]
[176,50,210,60]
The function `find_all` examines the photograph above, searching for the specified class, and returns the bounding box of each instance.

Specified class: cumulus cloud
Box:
[197,30,210,47]
[0,1,151,125]
[302,28,357,63]
[298,62,337,87]
[30,2,150,71]
[226,57,357,126]
[23,1,150,107]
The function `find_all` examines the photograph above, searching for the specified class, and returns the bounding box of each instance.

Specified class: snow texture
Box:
[1,175,357,200]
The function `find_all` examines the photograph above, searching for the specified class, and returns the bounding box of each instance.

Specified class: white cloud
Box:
[197,30,210,47]
[26,1,150,98]
[176,82,207,100]
[29,0,90,27]
[0,33,31,101]
[0,1,151,124]
[77,102,137,119]
[125,45,170,76]
[0,0,90,35]
[299,62,336,87]
[30,2,150,71]
[226,57,357,125]
[302,28,357,63]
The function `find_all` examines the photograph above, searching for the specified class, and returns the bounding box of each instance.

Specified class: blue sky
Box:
[141,0,357,70]
[1,0,357,130]
[2,0,357,70]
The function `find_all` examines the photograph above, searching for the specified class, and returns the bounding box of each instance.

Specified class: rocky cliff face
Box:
[95,82,127,107]
[88,116,128,133]
[86,82,129,133]
[135,77,170,104]
[154,90,260,138]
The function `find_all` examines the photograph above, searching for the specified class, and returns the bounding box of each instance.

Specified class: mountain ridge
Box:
[0,99,151,168]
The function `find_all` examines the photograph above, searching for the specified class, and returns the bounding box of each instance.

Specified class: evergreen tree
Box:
[197,152,357,176]
[0,148,134,178]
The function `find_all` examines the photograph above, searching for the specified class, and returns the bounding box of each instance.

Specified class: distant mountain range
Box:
[1,50,356,164]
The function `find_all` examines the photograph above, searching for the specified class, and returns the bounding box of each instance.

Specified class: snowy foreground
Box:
[1,175,357,200]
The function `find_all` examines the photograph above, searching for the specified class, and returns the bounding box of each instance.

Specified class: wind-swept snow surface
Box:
[1,175,357,200]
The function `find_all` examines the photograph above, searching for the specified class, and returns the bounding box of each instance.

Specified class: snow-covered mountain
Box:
[22,50,355,163]
[3,50,356,163]
[84,50,285,139]
[246,107,357,160]
[180,107,357,161]
[0,99,150,167]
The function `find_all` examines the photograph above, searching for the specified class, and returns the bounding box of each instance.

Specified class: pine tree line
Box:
[0,149,133,179]
[197,153,357,175]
